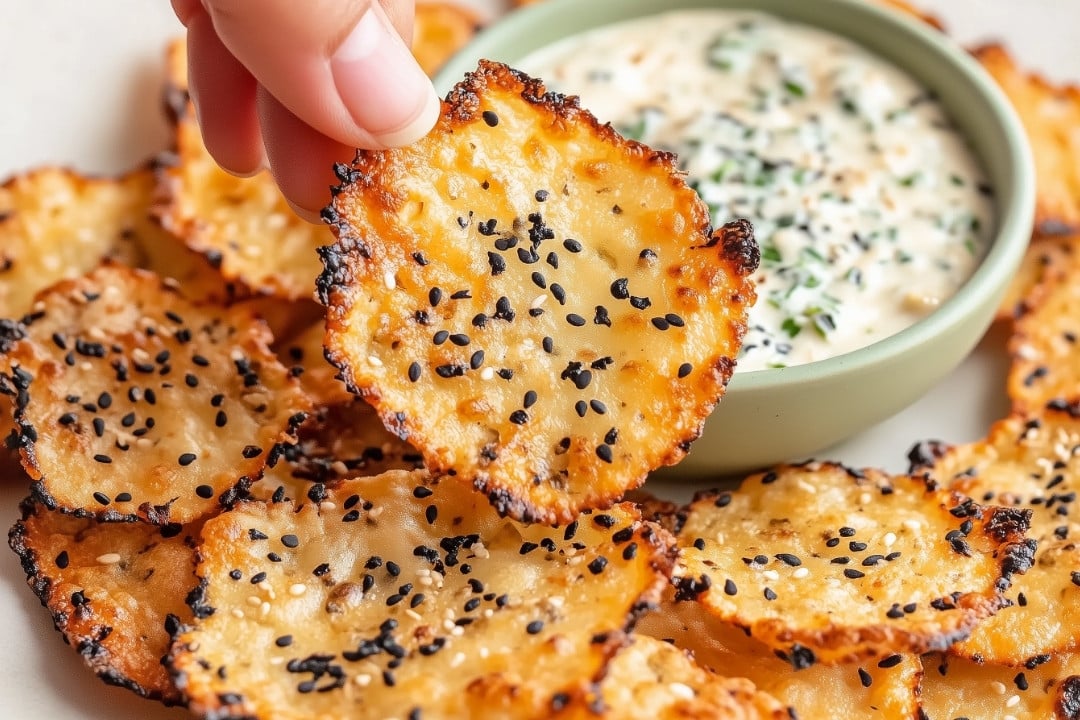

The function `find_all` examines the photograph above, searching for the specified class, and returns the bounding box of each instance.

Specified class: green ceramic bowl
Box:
[435,0,1035,476]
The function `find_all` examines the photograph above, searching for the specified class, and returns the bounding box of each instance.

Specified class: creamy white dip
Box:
[519,10,994,371]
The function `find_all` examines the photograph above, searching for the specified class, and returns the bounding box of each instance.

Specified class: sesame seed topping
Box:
[482,110,499,127]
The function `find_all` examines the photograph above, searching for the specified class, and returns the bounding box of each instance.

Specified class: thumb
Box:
[200,0,440,149]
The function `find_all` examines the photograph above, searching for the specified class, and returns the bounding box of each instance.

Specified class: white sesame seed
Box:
[247,596,262,607]
[260,601,271,617]
[763,570,780,581]
[231,608,245,619]
[320,501,337,512]
[270,656,285,666]
[369,506,385,519]
[796,480,817,494]
[859,492,872,506]
[367,355,384,367]
[991,681,1007,695]
[483,608,494,618]
[266,213,287,230]
[354,674,372,687]
[530,294,547,309]
[418,575,433,587]
[479,647,490,659]
[405,609,423,622]
[883,532,897,548]
[450,652,466,668]
[793,567,809,579]
[668,683,695,700]
[95,553,122,565]
[289,583,307,597]
[902,520,921,532]
[1005,695,1020,708]
[383,271,397,290]
[480,367,495,380]
[451,626,465,637]
[331,461,349,476]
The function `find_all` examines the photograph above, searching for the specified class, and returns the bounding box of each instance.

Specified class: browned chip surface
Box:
[413,2,482,77]
[1008,251,1080,411]
[921,652,1080,719]
[320,60,757,524]
[8,501,200,703]
[573,635,790,720]
[674,463,1034,664]
[170,470,673,719]
[638,600,922,719]
[996,234,1074,322]
[925,410,1080,663]
[973,43,1080,235]
[0,264,310,524]
[0,167,145,319]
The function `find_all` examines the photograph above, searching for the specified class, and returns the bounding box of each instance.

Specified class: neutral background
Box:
[0,1,1073,718]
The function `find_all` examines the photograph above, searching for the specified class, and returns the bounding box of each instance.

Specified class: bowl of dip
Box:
[435,0,1035,476]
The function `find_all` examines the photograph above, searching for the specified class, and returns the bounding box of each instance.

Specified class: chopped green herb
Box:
[781,318,802,338]
[784,79,806,97]
[761,245,782,263]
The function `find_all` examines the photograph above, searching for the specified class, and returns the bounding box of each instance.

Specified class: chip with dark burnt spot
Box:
[0,264,311,524]
[675,462,1032,664]
[318,60,757,525]
[169,470,673,719]
[8,499,200,704]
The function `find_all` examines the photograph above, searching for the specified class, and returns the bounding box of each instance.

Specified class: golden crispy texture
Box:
[8,501,200,703]
[319,61,757,524]
[250,401,424,504]
[0,167,144,319]
[920,652,1080,719]
[996,235,1074,322]
[973,43,1080,235]
[638,599,921,719]
[572,635,790,720]
[413,2,482,77]
[1008,251,1080,411]
[924,410,1080,663]
[276,321,355,407]
[674,463,1034,665]
[0,264,310,524]
[170,470,674,719]
[154,43,331,300]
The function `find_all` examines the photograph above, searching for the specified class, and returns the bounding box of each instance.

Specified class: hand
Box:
[171,0,440,219]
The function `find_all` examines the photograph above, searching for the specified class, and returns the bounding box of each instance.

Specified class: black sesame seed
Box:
[590,399,607,415]
[281,534,300,549]
[178,453,197,467]
[588,557,609,574]
[93,454,112,465]
[651,317,670,331]
[387,561,401,576]
[665,313,685,327]
[764,587,778,601]
[250,572,267,584]
[97,392,113,409]
[550,284,566,305]
[470,351,485,370]
[185,373,199,388]
[55,551,70,569]
[775,553,801,567]
[629,296,651,310]
[858,668,873,687]
[195,485,214,499]
[567,314,586,327]
[275,635,293,647]
[242,445,262,459]
[844,569,866,579]
[724,579,738,596]
[482,110,499,127]
[575,401,588,418]
[523,390,538,409]
[877,654,903,669]
[526,620,544,634]
[92,417,105,438]
[449,333,470,347]
[839,527,856,537]
[678,363,693,378]
[596,444,613,463]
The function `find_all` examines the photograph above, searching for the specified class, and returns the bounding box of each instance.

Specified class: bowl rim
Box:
[435,0,1037,392]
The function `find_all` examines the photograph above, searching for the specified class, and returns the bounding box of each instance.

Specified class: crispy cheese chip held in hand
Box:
[169,470,673,720]
[8,500,200,703]
[319,61,758,524]
[0,264,310,524]
[674,463,1035,665]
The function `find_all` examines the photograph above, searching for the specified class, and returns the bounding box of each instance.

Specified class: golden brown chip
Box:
[996,234,1074,322]
[625,490,685,536]
[674,463,1034,664]
[8,500,200,703]
[638,599,922,719]
[573,635,790,720]
[923,411,1080,663]
[319,61,757,524]
[920,652,1080,719]
[276,321,355,407]
[169,470,673,719]
[0,264,310,524]
[413,2,482,77]
[973,43,1080,236]
[0,167,145,320]
[1008,251,1080,411]
[153,42,331,301]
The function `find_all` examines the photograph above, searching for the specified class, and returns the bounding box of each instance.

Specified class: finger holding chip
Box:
[320,60,757,525]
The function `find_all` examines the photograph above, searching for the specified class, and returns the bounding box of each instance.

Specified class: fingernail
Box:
[331,7,441,147]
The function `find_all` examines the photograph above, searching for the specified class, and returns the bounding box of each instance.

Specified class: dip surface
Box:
[519,9,994,371]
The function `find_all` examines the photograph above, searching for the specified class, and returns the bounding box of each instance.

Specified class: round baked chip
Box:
[169,470,673,719]
[924,410,1080,663]
[8,500,200,704]
[921,652,1080,720]
[319,60,758,524]
[1008,253,1080,411]
[996,234,1075,322]
[0,264,310,524]
[571,635,790,720]
[413,2,482,77]
[674,463,1035,664]
[637,599,922,719]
